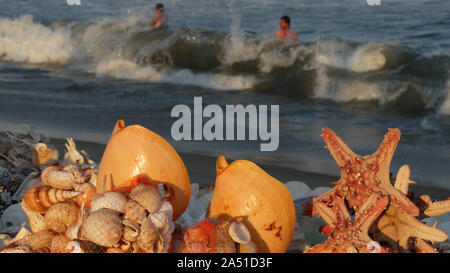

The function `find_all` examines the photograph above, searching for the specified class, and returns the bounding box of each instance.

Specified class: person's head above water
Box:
[155,3,164,11]
[280,15,291,29]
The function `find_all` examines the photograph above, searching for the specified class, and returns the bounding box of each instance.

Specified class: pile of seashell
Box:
[0,166,178,253]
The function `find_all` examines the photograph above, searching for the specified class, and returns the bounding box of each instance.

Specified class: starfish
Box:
[311,128,418,220]
[372,164,449,252]
[305,193,390,253]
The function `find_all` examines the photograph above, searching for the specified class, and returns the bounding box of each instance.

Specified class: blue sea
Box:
[0,0,449,189]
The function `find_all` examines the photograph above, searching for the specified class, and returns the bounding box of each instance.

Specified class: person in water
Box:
[151,3,167,28]
[276,15,299,43]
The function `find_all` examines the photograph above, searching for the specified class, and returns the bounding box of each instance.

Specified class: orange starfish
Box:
[311,128,418,219]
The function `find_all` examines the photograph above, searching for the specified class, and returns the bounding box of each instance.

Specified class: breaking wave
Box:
[0,14,449,114]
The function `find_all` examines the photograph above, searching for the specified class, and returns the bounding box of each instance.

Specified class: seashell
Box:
[20,201,48,233]
[65,201,86,240]
[124,199,147,224]
[12,172,38,202]
[90,192,127,213]
[66,240,85,253]
[63,164,86,184]
[84,168,97,186]
[138,217,160,253]
[31,142,59,168]
[74,182,97,209]
[23,186,81,213]
[0,245,32,253]
[129,184,162,213]
[63,138,85,165]
[77,240,107,253]
[51,235,72,253]
[214,221,238,253]
[44,201,80,233]
[207,156,296,253]
[41,167,76,190]
[16,230,56,251]
[0,203,28,233]
[238,241,258,253]
[122,219,141,242]
[106,247,126,253]
[82,208,123,248]
[97,120,191,220]
[228,222,251,244]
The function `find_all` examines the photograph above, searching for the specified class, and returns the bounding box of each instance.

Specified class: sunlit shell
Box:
[65,201,86,240]
[82,208,123,247]
[23,186,81,212]
[63,164,85,184]
[31,142,59,168]
[51,235,72,253]
[44,201,80,233]
[106,247,126,253]
[137,218,160,252]
[129,184,162,213]
[238,241,258,253]
[228,222,251,244]
[16,230,56,251]
[74,182,97,209]
[20,201,48,233]
[0,245,32,253]
[41,168,76,190]
[90,192,127,213]
[66,241,85,253]
[122,219,141,242]
[124,199,147,224]
[85,168,97,186]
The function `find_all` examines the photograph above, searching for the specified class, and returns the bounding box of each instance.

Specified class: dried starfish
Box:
[305,194,389,253]
[311,128,418,220]
[372,164,449,252]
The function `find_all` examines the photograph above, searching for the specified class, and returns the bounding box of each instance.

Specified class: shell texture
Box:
[41,169,76,190]
[124,199,147,224]
[82,208,123,247]
[228,222,251,244]
[129,184,162,213]
[44,201,80,233]
[90,192,127,213]
[20,201,49,233]
[23,186,81,212]
[122,219,141,242]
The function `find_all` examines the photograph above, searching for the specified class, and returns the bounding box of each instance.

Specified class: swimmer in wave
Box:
[276,15,299,45]
[151,3,167,29]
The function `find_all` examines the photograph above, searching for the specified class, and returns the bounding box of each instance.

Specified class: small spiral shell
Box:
[41,166,80,190]
[74,182,96,209]
[44,201,80,233]
[122,219,141,242]
[23,186,81,212]
[129,184,162,213]
[138,218,160,252]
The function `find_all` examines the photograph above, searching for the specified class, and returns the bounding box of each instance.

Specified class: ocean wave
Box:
[0,14,449,114]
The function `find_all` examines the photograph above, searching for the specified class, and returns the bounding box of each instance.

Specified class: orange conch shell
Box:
[206,156,296,253]
[23,187,81,212]
[97,120,190,220]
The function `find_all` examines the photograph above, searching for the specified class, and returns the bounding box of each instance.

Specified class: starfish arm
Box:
[321,128,359,169]
[368,128,401,182]
[423,200,450,217]
[382,186,419,216]
[398,212,448,243]
[414,238,439,253]
[355,195,389,242]
[393,165,415,195]
[335,196,351,222]
[314,202,338,226]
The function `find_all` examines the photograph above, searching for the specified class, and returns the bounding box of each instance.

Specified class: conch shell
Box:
[129,184,162,213]
[97,120,190,220]
[44,201,80,233]
[23,186,81,212]
[206,156,296,253]
[82,208,123,247]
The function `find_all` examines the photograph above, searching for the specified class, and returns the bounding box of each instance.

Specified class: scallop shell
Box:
[82,208,123,248]
[16,230,56,251]
[23,186,81,212]
[20,201,49,233]
[51,235,72,253]
[122,219,141,242]
[44,201,80,233]
[238,241,258,253]
[41,168,76,190]
[62,164,85,184]
[228,222,251,244]
[129,184,162,213]
[137,217,160,253]
[90,192,127,213]
[74,182,97,209]
[124,199,147,224]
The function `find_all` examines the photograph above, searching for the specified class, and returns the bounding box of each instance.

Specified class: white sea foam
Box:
[0,15,73,64]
